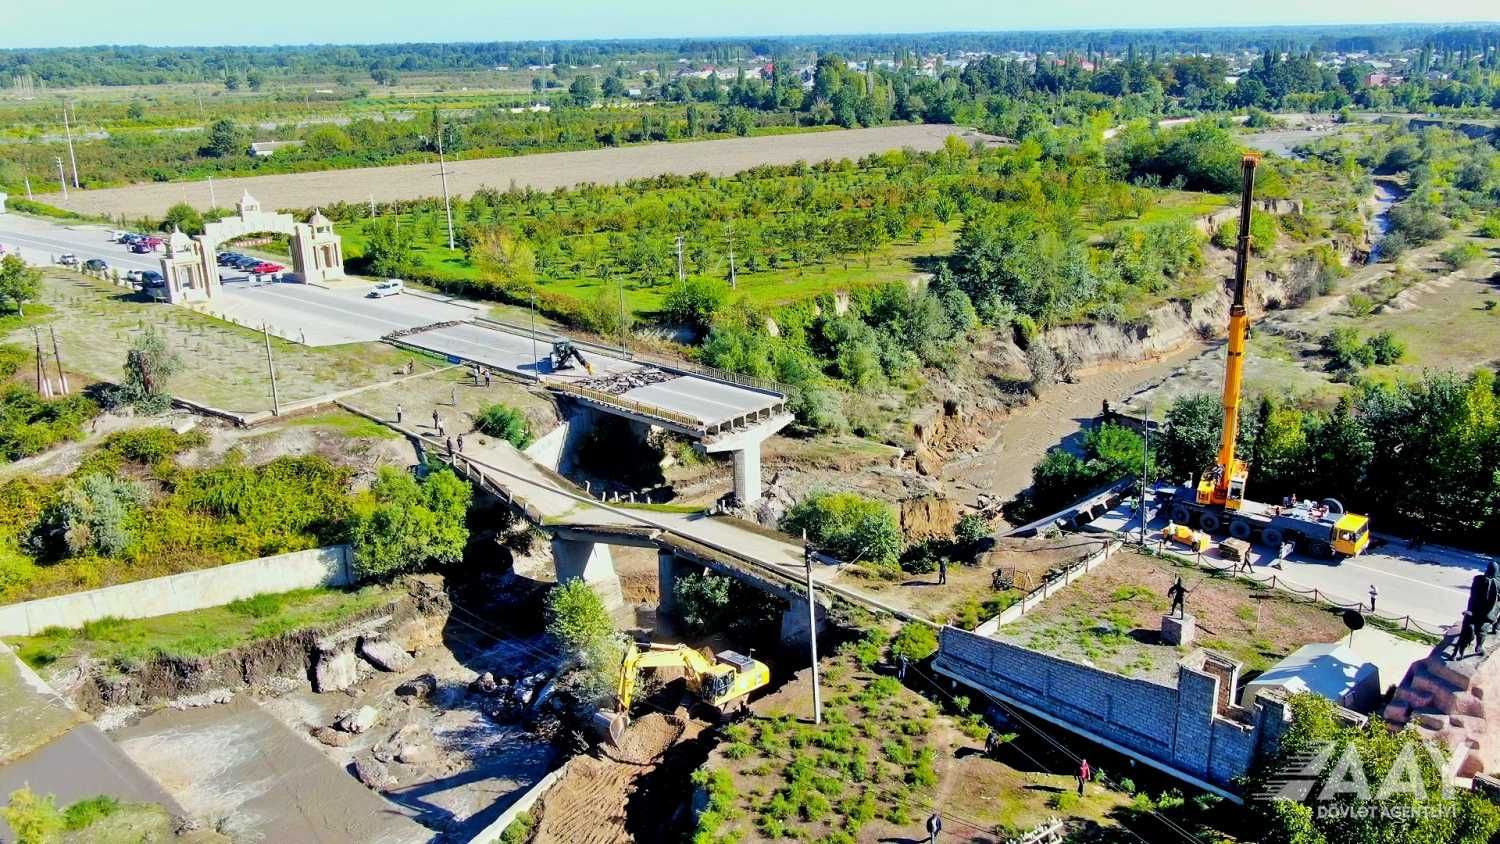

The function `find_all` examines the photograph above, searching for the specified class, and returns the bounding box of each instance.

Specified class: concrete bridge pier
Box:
[657,548,682,618]
[701,414,792,506]
[551,536,624,611]
[778,600,827,648]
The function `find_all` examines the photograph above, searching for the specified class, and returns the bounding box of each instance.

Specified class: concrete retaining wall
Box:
[935,625,1287,796]
[0,546,353,636]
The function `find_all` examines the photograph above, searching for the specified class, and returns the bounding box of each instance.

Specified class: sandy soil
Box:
[941,345,1203,514]
[41,124,977,219]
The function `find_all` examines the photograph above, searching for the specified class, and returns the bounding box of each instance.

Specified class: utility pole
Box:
[369,194,376,218]
[674,234,685,283]
[207,177,216,208]
[262,324,280,415]
[617,274,628,355]
[803,530,822,725]
[23,175,32,201]
[1140,401,1151,545]
[727,224,737,290]
[437,128,455,251]
[49,326,68,396]
[61,102,79,189]
[55,157,67,200]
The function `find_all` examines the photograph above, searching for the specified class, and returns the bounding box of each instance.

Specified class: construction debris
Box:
[357,637,413,673]
[352,754,396,790]
[335,705,381,734]
[577,367,679,396]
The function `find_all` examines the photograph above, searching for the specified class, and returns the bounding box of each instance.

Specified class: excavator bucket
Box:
[593,709,629,746]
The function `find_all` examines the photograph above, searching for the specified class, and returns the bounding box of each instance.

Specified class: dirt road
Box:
[40,124,975,219]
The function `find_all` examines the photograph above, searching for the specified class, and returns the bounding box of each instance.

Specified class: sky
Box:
[5,0,1498,49]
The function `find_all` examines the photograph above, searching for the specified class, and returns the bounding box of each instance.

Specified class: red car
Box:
[141,236,164,249]
[250,262,283,275]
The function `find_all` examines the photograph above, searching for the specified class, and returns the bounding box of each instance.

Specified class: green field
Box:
[8,584,403,670]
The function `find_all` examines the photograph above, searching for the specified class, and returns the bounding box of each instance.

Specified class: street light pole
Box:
[437,129,455,251]
[803,531,822,725]
[55,157,67,200]
[530,286,540,383]
[62,102,80,189]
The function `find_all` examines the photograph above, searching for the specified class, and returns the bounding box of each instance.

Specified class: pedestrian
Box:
[446,436,454,455]
[985,729,999,759]
[897,653,908,682]
[938,556,948,586]
[1077,758,1092,796]
[1369,584,1378,614]
[457,434,465,453]
[436,418,446,438]
[451,386,458,406]
[432,409,440,429]
[484,368,492,388]
[925,812,942,844]
[395,403,403,424]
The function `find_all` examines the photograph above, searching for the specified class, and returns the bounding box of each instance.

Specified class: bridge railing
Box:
[545,380,705,433]
[472,315,789,398]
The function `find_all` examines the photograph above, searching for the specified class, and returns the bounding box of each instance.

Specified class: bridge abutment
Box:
[551,537,624,611]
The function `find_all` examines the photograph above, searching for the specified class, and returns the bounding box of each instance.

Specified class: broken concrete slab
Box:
[357,637,413,673]
[313,643,359,693]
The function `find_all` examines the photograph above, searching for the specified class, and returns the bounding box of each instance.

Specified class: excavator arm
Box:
[1197,154,1259,511]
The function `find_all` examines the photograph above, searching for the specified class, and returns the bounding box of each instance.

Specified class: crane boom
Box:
[1196,154,1259,510]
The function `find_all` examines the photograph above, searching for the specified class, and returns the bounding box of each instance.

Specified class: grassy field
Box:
[7,583,403,670]
[998,549,1349,681]
[696,633,1132,842]
[343,221,957,318]
[6,272,430,414]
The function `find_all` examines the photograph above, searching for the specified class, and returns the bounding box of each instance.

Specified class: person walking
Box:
[937,556,948,586]
[484,368,492,388]
[456,434,465,453]
[1369,584,1378,614]
[985,729,999,759]
[446,436,454,456]
[395,403,403,424]
[1077,758,1092,796]
[432,409,440,430]
[896,653,909,682]
[436,418,446,438]
[925,812,942,844]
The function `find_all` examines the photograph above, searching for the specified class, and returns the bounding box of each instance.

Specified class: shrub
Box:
[2,788,64,844]
[1479,215,1500,239]
[1345,292,1376,316]
[118,326,182,414]
[0,386,98,462]
[673,570,732,635]
[1048,791,1081,811]
[473,404,533,449]
[499,811,534,844]
[350,467,470,579]
[780,490,902,573]
[1365,330,1405,365]
[55,473,149,557]
[661,278,729,332]
[889,622,939,662]
[1439,242,1485,270]
[61,795,120,831]
[1320,327,1373,371]
[99,427,207,467]
[954,513,991,546]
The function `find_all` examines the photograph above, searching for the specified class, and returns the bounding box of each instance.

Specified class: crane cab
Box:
[1195,458,1248,510]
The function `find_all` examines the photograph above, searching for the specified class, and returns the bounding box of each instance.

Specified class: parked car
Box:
[250,262,283,275]
[83,258,109,271]
[368,279,404,298]
[58,253,78,266]
[125,269,146,284]
[120,233,144,245]
[141,271,164,286]
[230,256,261,269]
[129,242,152,254]
[108,230,128,243]
[141,236,164,250]
[217,252,244,266]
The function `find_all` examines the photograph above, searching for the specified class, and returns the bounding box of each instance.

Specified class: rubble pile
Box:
[577,367,679,396]
[466,670,553,723]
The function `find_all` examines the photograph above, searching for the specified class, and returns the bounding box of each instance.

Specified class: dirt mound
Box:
[532,756,639,844]
[600,712,686,765]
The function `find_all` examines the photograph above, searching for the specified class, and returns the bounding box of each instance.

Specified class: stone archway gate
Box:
[157,191,344,304]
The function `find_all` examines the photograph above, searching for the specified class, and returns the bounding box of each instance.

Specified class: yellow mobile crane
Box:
[593,640,770,745]
[1164,154,1371,559]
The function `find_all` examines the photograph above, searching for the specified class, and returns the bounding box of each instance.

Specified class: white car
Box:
[368,279,404,298]
[125,269,146,284]
[108,230,128,243]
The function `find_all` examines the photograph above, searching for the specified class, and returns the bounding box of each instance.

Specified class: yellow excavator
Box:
[1163,154,1371,559]
[593,640,770,745]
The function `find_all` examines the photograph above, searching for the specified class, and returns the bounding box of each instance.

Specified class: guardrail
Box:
[473,315,790,398]
[545,380,704,432]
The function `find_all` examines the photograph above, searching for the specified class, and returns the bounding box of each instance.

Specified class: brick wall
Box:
[936,625,1284,794]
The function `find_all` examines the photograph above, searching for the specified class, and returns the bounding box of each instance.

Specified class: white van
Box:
[369,279,404,298]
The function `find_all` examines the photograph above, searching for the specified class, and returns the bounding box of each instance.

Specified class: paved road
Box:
[401,322,782,429]
[0,214,158,272]
[1091,498,1482,630]
[212,281,478,346]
